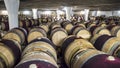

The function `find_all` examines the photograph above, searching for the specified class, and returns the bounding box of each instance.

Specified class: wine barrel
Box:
[90,34,102,44]
[25,20,32,27]
[98,21,107,27]
[41,18,48,24]
[0,39,21,68]
[0,31,7,38]
[1,21,9,31]
[19,20,23,28]
[22,37,57,62]
[49,23,61,30]
[39,24,49,33]
[87,23,96,29]
[34,19,39,26]
[15,37,58,68]
[30,19,35,26]
[70,25,91,40]
[71,49,120,68]
[111,26,120,37]
[106,24,116,31]
[75,22,86,28]
[89,26,111,36]
[61,21,73,33]
[19,20,31,28]
[38,18,42,24]
[85,22,96,28]
[61,35,95,67]
[11,28,27,44]
[3,31,21,44]
[90,34,120,57]
[24,27,32,33]
[2,28,27,44]
[71,21,77,25]
[50,27,68,47]
[27,27,47,43]
[100,23,107,27]
[15,51,58,68]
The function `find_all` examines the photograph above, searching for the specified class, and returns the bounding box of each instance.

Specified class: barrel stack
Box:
[15,37,58,68]
[61,35,120,68]
[0,39,22,68]
[27,27,47,43]
[1,15,120,68]
[90,34,120,58]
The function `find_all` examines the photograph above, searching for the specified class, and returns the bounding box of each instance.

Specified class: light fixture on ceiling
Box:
[1,10,8,15]
[23,10,31,15]
[118,10,120,14]
[57,10,64,15]
[80,11,85,14]
[44,11,52,15]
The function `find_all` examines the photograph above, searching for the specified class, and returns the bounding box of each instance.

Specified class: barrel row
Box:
[1,20,120,43]
[2,27,27,45]
[90,34,120,58]
[0,24,120,66]
[61,35,120,68]
[15,37,58,68]
[2,21,120,47]
[1,18,119,38]
[19,19,40,28]
[0,38,21,68]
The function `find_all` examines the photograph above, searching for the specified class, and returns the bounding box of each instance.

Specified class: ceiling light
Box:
[80,11,85,14]
[44,11,51,15]
[1,10,8,15]
[23,10,31,15]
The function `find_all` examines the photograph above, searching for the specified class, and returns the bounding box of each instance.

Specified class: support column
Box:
[56,10,61,20]
[64,7,73,20]
[84,9,90,21]
[32,9,38,19]
[91,11,97,16]
[112,11,114,16]
[97,10,100,16]
[38,11,42,18]
[4,0,20,29]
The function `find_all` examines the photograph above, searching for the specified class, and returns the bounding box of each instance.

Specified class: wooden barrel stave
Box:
[1,39,21,64]
[27,27,47,43]
[3,32,21,44]
[22,41,57,62]
[50,27,68,47]
[61,35,95,67]
[0,43,14,68]
[15,52,58,68]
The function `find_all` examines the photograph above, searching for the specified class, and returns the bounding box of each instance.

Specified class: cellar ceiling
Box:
[0,0,120,11]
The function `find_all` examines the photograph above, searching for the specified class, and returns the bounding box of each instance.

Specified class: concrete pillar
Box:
[32,9,38,19]
[97,10,100,16]
[56,10,61,20]
[91,11,97,16]
[64,7,73,20]
[4,0,20,29]
[84,9,90,21]
[38,11,42,18]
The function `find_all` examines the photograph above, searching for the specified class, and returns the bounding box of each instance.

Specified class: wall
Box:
[90,11,113,17]
[1,10,120,17]
[112,11,120,16]
[90,10,120,17]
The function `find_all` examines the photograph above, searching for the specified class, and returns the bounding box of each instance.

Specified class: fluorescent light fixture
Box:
[80,11,85,14]
[57,10,64,14]
[63,7,67,11]
[97,10,101,14]
[118,10,120,14]
[1,10,8,15]
[23,10,31,15]
[44,11,51,15]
